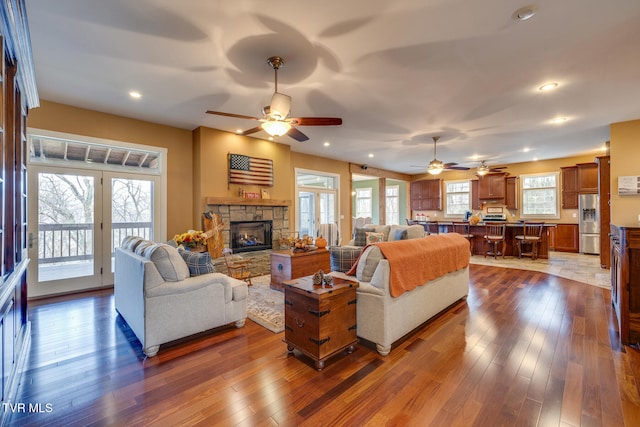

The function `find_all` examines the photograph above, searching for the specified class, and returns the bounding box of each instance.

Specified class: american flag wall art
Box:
[228,153,274,186]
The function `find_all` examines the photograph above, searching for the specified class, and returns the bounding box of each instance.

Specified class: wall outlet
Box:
[638,214,640,222]
[572,213,577,218]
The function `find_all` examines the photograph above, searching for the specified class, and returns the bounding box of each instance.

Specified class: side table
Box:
[270,249,330,291]
[283,275,358,371]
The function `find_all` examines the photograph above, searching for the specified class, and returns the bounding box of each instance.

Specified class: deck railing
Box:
[38,222,153,264]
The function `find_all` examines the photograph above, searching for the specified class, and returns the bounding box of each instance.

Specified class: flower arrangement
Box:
[173,230,208,249]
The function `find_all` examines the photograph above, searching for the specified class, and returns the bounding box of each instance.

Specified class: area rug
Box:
[246,275,284,333]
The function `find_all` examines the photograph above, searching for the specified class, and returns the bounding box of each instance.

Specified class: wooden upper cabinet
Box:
[561,166,578,209]
[410,179,441,211]
[471,180,481,210]
[505,176,518,210]
[577,162,598,194]
[478,173,506,200]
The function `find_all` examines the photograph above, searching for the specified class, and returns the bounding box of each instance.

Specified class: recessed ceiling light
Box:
[523,147,531,153]
[539,82,559,92]
[513,6,536,21]
[129,91,142,99]
[533,157,538,161]
[236,129,243,134]
[550,117,569,124]
[268,137,274,141]
[368,153,374,158]
[323,142,330,147]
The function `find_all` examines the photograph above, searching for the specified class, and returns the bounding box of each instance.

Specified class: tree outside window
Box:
[386,185,399,225]
[355,188,372,218]
[521,172,559,218]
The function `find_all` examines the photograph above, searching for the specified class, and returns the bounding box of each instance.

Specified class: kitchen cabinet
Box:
[410,179,441,211]
[554,224,579,252]
[471,180,481,210]
[561,166,579,209]
[506,176,518,210]
[610,225,640,345]
[577,162,598,194]
[478,173,506,200]
[597,156,610,268]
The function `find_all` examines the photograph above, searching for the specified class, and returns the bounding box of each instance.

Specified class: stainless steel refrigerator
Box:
[579,194,600,255]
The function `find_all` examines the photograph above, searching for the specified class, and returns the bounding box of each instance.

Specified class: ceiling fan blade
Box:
[445,165,470,170]
[490,166,507,172]
[443,162,459,167]
[206,111,260,121]
[291,117,343,126]
[287,127,309,142]
[241,126,263,136]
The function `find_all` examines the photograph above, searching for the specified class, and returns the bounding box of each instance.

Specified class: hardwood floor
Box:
[10,265,640,426]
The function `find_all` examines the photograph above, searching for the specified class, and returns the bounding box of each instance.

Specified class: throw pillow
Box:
[366,231,385,244]
[394,229,408,240]
[329,246,362,273]
[353,227,368,246]
[178,248,216,276]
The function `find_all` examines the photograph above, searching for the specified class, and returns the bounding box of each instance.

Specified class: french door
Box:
[27,165,160,297]
[298,189,339,246]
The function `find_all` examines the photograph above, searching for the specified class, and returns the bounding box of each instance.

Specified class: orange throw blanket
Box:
[347,234,470,297]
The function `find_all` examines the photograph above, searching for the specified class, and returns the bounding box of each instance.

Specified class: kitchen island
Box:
[421,222,555,259]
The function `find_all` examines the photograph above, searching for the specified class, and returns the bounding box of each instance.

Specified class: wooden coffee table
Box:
[283,275,359,370]
[269,249,330,291]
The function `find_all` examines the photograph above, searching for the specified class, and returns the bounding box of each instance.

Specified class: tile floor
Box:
[469,251,611,289]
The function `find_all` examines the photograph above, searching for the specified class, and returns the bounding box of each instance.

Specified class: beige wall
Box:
[412,154,602,224]
[27,100,194,237]
[192,126,292,214]
[610,119,640,226]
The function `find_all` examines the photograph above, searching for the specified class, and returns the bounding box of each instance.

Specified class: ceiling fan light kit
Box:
[205,56,342,142]
[261,120,291,137]
[425,136,470,175]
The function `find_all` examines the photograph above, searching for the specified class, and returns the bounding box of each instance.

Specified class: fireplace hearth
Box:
[230,220,273,253]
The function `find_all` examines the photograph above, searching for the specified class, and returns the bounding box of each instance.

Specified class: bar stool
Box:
[483,222,506,259]
[425,221,439,235]
[452,221,474,255]
[514,222,544,260]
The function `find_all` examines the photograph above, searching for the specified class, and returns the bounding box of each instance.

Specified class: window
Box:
[521,172,559,218]
[355,188,372,218]
[386,185,399,225]
[445,180,470,217]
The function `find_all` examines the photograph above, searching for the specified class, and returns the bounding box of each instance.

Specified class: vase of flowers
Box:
[173,230,208,251]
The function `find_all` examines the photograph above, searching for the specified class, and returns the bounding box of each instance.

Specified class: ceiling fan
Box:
[425,136,470,175]
[476,160,507,176]
[206,56,342,142]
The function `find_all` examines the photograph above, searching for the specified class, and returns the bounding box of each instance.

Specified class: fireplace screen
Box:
[230,220,273,253]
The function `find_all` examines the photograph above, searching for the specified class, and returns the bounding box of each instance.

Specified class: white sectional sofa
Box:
[332,234,470,355]
[114,237,248,357]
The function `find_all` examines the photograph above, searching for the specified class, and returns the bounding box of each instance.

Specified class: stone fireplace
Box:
[204,198,290,253]
[229,220,272,253]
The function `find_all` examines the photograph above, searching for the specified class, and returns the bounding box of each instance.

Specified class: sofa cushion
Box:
[145,243,190,282]
[178,248,216,276]
[366,231,385,244]
[356,245,383,283]
[329,246,362,273]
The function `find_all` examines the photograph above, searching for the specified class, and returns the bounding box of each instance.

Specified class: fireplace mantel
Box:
[205,197,291,207]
